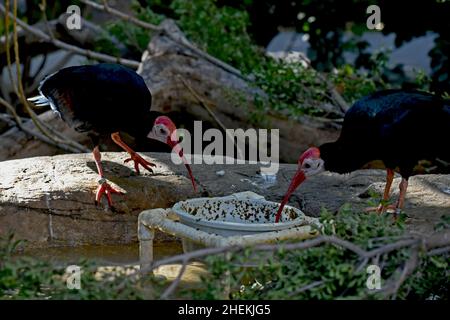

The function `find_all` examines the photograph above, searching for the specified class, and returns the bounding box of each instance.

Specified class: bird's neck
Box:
[320,142,371,174]
[133,111,163,137]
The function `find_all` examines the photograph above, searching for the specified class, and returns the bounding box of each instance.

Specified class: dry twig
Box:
[131,230,449,299]
[80,0,246,80]
[1,0,89,153]
[0,3,140,68]
[295,54,350,114]
[177,75,245,160]
[0,97,82,153]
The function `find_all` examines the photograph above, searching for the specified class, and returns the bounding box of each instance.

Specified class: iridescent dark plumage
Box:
[36,63,159,138]
[320,89,450,178]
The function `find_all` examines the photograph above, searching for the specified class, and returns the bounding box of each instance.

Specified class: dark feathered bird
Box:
[28,63,197,207]
[276,89,450,221]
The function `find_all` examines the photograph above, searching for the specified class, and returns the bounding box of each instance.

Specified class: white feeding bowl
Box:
[172,196,308,237]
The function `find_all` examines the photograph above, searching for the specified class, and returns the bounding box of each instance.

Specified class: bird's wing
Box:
[373,92,450,158]
[38,74,94,131]
[34,64,152,133]
[340,90,449,146]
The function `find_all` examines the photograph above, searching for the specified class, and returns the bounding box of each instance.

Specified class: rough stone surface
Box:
[0,152,196,248]
[0,152,449,248]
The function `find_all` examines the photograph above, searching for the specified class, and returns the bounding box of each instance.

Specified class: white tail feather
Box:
[27,95,49,106]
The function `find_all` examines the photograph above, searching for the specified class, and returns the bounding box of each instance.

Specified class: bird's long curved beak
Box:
[275,169,306,222]
[168,140,197,192]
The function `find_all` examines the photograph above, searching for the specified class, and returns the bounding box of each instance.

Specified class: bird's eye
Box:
[304,163,311,169]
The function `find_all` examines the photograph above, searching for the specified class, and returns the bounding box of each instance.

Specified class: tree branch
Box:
[160,260,188,299]
[1,0,89,154]
[80,0,247,80]
[0,3,140,68]
[295,53,350,113]
[132,230,450,299]
[0,97,83,153]
[176,75,245,160]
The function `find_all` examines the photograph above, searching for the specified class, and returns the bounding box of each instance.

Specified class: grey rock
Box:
[0,153,448,248]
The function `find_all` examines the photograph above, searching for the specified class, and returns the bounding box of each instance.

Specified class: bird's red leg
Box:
[93,146,104,177]
[110,132,156,174]
[382,169,395,203]
[393,178,409,218]
[365,168,395,213]
[111,132,156,174]
[93,146,123,207]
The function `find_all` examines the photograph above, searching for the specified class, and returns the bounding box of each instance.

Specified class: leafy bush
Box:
[172,0,264,73]
[189,207,449,300]
[1,208,448,300]
[97,3,164,57]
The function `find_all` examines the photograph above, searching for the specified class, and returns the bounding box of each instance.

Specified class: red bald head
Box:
[152,116,177,145]
[275,146,324,222]
[147,116,197,192]
[299,147,321,165]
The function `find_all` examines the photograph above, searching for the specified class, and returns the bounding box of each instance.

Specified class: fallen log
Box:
[139,19,340,163]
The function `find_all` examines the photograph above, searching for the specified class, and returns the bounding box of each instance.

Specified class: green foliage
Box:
[253,60,326,117]
[331,67,377,104]
[413,69,433,92]
[0,234,153,300]
[230,0,450,94]
[171,0,384,113]
[171,0,264,73]
[1,210,448,300]
[399,254,449,300]
[190,207,448,300]
[96,1,164,57]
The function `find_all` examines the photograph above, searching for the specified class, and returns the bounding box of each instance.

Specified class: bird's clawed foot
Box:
[364,204,402,220]
[95,178,124,208]
[364,203,397,214]
[124,152,156,174]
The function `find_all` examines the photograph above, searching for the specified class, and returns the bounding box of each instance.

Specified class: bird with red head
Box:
[148,116,197,192]
[275,147,324,222]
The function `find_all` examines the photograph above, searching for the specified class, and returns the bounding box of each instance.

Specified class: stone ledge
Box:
[0,152,448,248]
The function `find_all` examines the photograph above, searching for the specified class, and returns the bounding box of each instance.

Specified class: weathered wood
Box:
[139,20,340,163]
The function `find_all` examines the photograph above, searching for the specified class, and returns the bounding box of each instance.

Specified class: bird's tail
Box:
[27,94,50,107]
